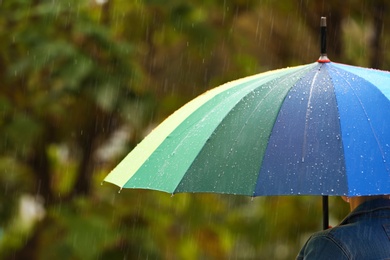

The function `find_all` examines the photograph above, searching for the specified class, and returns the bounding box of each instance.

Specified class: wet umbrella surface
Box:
[105,61,390,197]
[105,18,390,230]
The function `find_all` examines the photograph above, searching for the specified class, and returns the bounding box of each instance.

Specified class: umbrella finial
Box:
[318,17,330,63]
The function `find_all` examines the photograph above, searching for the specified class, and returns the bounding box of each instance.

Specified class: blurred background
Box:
[0,0,388,259]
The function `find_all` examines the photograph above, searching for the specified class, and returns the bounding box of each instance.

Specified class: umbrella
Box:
[104,18,390,230]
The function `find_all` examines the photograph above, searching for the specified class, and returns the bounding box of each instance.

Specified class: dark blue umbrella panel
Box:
[256,62,390,196]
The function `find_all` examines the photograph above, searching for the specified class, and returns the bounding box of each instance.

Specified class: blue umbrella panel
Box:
[256,62,390,197]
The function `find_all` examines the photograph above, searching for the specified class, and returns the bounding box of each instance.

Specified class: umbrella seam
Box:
[301,65,322,163]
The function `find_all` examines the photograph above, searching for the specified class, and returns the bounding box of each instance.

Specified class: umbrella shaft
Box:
[322,196,329,230]
[320,17,327,55]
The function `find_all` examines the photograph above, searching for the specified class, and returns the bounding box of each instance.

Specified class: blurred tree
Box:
[0,0,384,259]
[0,0,154,258]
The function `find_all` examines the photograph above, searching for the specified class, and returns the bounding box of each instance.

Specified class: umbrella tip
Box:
[320,16,326,27]
[318,17,330,63]
[318,55,330,63]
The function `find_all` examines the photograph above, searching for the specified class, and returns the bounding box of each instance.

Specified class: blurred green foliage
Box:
[0,0,388,259]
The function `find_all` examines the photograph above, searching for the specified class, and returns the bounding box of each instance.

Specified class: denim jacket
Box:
[297,198,390,260]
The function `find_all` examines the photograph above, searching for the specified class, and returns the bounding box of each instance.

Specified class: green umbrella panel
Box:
[104,63,316,194]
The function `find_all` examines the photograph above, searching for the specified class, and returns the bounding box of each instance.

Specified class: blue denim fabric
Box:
[297,198,390,260]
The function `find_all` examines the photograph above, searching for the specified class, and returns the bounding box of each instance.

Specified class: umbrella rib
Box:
[301,67,321,163]
[331,68,390,174]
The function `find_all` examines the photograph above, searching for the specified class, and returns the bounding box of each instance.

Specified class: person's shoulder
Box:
[306,224,350,240]
[306,227,347,248]
[297,229,351,260]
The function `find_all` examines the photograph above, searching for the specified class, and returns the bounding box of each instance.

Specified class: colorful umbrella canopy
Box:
[104,60,390,197]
